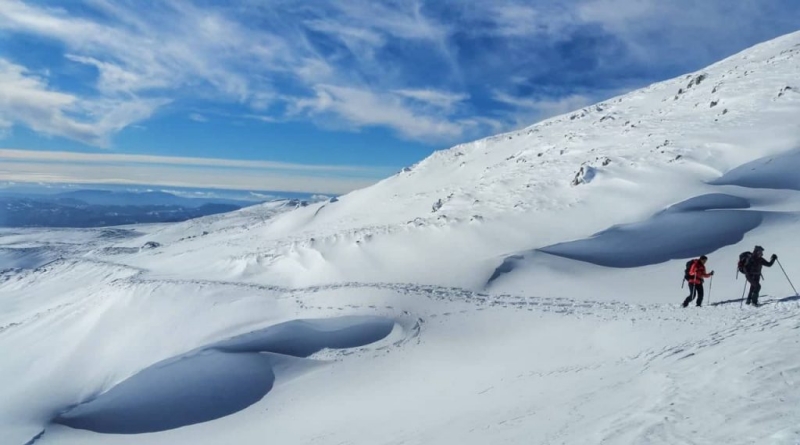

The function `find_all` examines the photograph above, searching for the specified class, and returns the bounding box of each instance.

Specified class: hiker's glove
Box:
[772,254,778,260]
[710,271,714,275]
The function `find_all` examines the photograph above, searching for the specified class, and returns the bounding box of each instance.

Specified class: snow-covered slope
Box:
[2,31,800,445]
[94,29,800,295]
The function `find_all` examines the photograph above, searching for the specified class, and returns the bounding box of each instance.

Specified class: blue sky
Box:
[1,0,799,194]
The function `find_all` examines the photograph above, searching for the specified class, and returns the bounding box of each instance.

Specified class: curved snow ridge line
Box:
[486,192,793,285]
[55,257,148,275]
[0,289,137,337]
[0,257,146,284]
[537,196,774,268]
[0,246,63,270]
[0,287,118,337]
[163,208,501,268]
[22,429,45,445]
[0,301,78,336]
[0,260,146,337]
[710,148,800,191]
[52,316,401,435]
[0,321,22,334]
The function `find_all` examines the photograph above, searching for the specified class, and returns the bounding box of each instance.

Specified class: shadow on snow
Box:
[53,316,395,434]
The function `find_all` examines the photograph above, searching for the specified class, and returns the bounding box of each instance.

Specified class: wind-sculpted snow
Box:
[710,148,800,190]
[54,316,395,434]
[211,317,396,356]
[486,255,526,286]
[54,352,277,434]
[660,193,750,213]
[538,194,765,267]
[486,194,767,283]
[0,247,59,270]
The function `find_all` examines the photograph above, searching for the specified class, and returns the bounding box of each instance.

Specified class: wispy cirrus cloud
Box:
[0,0,798,148]
[290,85,486,142]
[0,0,478,144]
[393,89,469,112]
[491,90,597,128]
[188,113,208,123]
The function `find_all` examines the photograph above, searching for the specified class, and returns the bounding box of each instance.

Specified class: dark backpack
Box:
[737,251,752,275]
[684,259,697,281]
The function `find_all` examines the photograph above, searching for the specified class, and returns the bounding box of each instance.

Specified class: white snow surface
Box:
[3,31,800,445]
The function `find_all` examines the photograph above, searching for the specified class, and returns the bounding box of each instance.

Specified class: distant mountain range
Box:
[0,189,264,228]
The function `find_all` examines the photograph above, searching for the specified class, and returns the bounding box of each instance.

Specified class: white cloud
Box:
[577,0,654,26]
[492,90,597,128]
[493,91,590,113]
[450,1,577,39]
[0,0,282,108]
[0,58,166,146]
[393,89,469,112]
[65,54,167,94]
[456,116,507,135]
[576,0,800,67]
[293,85,471,142]
[189,113,208,122]
[304,19,386,57]
[489,4,559,37]
[0,149,394,194]
[325,1,449,42]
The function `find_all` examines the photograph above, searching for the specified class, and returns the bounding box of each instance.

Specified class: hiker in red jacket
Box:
[682,255,714,307]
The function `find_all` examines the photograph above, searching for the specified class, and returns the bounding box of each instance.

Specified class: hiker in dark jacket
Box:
[683,255,714,307]
[745,245,777,306]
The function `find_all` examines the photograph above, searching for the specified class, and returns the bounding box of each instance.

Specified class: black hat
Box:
[754,245,764,252]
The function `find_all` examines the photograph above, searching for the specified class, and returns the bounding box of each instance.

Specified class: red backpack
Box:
[683,259,697,282]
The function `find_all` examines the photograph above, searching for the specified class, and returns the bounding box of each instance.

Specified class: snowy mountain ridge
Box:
[347,29,799,219]
[110,29,800,290]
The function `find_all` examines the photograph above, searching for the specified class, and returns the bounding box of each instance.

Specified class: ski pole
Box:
[777,259,799,297]
[708,276,713,305]
[740,280,747,308]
